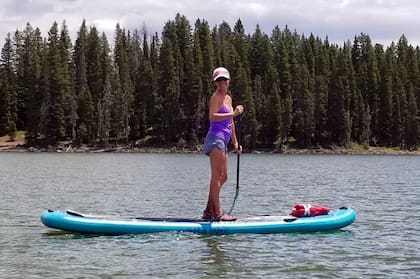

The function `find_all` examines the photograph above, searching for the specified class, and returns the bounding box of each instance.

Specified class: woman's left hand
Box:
[234,143,242,154]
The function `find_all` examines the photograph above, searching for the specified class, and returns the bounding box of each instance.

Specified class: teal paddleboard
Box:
[41,207,356,235]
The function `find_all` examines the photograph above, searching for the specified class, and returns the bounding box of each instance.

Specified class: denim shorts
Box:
[204,134,228,155]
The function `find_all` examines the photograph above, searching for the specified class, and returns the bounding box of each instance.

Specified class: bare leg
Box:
[205,148,227,217]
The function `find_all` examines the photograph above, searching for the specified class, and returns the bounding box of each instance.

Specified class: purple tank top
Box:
[208,104,232,143]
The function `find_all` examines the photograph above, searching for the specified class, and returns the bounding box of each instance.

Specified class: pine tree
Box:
[249,25,276,148]
[313,40,330,146]
[213,21,233,67]
[0,33,17,139]
[231,19,257,151]
[346,41,360,145]
[73,20,94,144]
[284,27,302,146]
[404,44,420,149]
[271,26,293,145]
[86,25,103,140]
[38,38,49,143]
[187,30,204,147]
[236,64,258,151]
[159,21,180,143]
[175,14,195,145]
[0,73,9,136]
[261,66,282,148]
[351,39,371,146]
[135,30,156,141]
[43,22,67,145]
[293,41,314,148]
[14,29,25,131]
[232,19,250,73]
[19,25,44,144]
[352,34,380,145]
[249,25,272,91]
[395,39,411,148]
[328,48,351,146]
[113,24,134,144]
[97,32,113,144]
[110,65,124,144]
[404,83,418,149]
[127,29,144,140]
[252,74,264,146]
[194,19,214,136]
[149,33,162,140]
[59,21,75,141]
[416,46,420,115]
[377,45,393,146]
[392,66,404,147]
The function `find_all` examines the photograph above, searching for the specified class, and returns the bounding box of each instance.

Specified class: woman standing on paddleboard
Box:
[203,67,244,221]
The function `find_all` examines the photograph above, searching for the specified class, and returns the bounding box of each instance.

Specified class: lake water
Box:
[1,152,419,278]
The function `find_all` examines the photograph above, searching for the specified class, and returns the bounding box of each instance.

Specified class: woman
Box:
[203,67,244,221]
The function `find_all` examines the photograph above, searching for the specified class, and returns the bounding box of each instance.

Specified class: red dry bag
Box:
[291,204,330,217]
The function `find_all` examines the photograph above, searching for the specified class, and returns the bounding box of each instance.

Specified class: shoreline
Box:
[1,143,420,155]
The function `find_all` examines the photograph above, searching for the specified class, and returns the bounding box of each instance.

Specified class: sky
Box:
[1,0,420,47]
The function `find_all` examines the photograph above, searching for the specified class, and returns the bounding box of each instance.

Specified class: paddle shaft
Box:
[235,115,242,190]
[229,116,242,215]
[236,151,240,191]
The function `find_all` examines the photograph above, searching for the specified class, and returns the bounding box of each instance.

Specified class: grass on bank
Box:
[0,131,418,154]
[0,131,25,147]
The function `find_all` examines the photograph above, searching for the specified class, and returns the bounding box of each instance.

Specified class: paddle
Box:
[228,115,242,215]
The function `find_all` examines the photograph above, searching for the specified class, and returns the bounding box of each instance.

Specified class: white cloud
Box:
[0,0,419,46]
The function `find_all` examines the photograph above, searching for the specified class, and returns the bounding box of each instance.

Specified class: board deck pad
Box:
[66,209,298,223]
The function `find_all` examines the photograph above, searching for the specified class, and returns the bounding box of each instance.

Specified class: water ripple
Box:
[1,153,419,278]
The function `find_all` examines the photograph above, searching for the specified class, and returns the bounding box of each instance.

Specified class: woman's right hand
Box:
[233,105,244,117]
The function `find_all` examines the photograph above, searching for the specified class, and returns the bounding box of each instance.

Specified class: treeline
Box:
[0,14,419,150]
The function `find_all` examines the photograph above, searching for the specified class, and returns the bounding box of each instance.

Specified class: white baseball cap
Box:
[212,67,230,81]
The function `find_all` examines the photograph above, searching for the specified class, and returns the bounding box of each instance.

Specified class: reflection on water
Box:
[200,236,234,277]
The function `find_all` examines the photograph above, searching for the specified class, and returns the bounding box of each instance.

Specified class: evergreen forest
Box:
[0,14,419,151]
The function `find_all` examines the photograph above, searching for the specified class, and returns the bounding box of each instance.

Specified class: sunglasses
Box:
[215,77,228,82]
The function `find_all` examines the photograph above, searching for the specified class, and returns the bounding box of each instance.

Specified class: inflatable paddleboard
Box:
[41,207,356,235]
